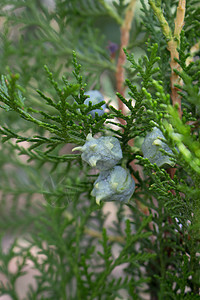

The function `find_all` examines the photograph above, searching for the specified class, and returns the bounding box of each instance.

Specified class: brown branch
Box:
[167,0,186,175]
[149,0,186,118]
[174,0,186,38]
[168,0,186,117]
[116,0,137,123]
[168,39,182,117]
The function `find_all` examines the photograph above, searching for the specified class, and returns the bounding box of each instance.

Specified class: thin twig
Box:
[116,0,137,124]
[63,211,125,243]
[148,0,172,40]
[84,228,125,243]
[174,0,186,38]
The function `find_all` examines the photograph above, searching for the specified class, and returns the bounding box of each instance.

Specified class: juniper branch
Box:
[149,0,186,117]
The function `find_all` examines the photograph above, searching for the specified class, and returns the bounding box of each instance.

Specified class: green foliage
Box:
[0,0,199,299]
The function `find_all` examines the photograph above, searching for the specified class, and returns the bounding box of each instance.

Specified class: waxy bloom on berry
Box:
[72,134,123,171]
[142,127,175,167]
[91,166,135,205]
[84,90,106,118]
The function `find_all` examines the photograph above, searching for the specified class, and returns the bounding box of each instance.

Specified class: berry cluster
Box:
[73,133,135,205]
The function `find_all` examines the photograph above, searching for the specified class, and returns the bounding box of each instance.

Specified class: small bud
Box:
[89,144,97,150]
[72,146,83,152]
[86,133,93,141]
[88,156,98,167]
[91,166,135,205]
[142,127,175,167]
[84,90,106,118]
[77,134,123,171]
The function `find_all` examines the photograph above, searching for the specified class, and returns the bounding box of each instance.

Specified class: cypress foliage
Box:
[0,0,199,299]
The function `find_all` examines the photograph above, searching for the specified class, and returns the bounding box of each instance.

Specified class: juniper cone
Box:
[91,166,135,205]
[72,133,123,171]
[84,90,106,118]
[142,127,175,167]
